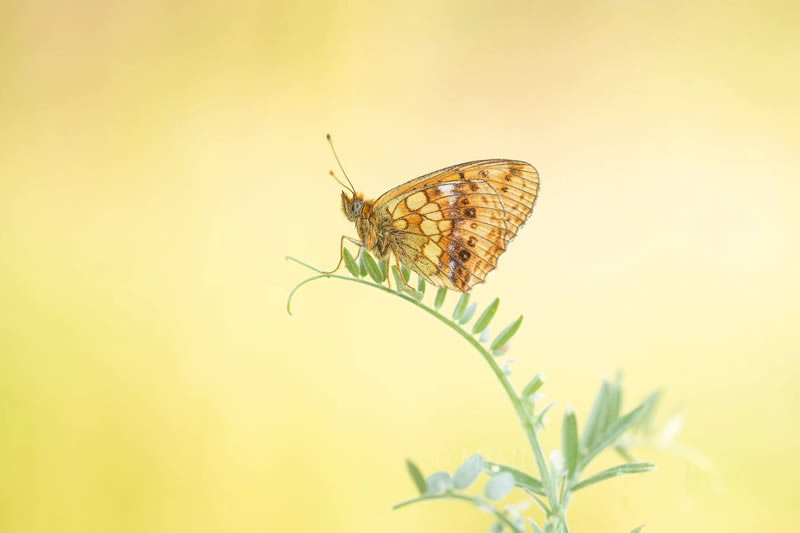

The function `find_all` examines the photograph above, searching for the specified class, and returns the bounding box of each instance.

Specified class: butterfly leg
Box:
[322,235,363,275]
[392,244,416,291]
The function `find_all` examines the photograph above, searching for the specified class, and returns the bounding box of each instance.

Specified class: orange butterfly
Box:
[325,135,539,292]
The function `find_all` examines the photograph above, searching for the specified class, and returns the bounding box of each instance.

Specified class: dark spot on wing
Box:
[459,249,471,262]
[467,236,477,247]
[463,207,476,218]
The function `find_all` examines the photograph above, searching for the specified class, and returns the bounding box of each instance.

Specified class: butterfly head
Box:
[341,191,365,221]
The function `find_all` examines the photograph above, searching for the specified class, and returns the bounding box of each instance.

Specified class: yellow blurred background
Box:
[1,1,798,531]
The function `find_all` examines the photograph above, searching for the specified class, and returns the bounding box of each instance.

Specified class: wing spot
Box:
[406,191,428,211]
[470,222,478,229]
[424,241,440,263]
[469,183,479,192]
[467,236,477,247]
[463,207,476,218]
[459,171,466,180]
[459,249,471,262]
[460,198,470,206]
[421,219,438,235]
[505,175,512,182]
[479,170,489,178]
[501,186,509,192]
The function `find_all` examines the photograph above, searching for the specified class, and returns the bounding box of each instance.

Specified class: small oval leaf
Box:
[562,406,579,478]
[452,292,471,320]
[434,287,447,310]
[358,248,369,277]
[522,373,545,399]
[379,258,388,282]
[362,252,383,283]
[391,265,406,289]
[485,471,515,500]
[416,276,427,298]
[491,315,523,352]
[406,459,426,495]
[343,248,360,277]
[401,265,410,283]
[453,454,484,489]
[425,471,452,494]
[459,302,478,324]
[472,297,499,334]
[570,462,655,492]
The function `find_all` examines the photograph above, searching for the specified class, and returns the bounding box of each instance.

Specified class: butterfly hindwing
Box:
[373,160,539,291]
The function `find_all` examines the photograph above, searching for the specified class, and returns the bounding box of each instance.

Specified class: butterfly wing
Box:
[373,159,539,292]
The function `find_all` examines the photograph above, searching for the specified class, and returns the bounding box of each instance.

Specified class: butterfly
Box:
[325,135,539,292]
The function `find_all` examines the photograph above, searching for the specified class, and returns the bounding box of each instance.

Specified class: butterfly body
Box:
[338,159,539,293]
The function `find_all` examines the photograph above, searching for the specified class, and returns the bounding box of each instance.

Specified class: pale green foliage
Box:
[287,251,670,532]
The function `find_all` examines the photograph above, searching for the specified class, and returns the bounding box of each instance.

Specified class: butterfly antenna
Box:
[329,170,353,193]
[326,133,356,193]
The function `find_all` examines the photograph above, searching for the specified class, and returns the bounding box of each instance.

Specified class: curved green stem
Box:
[393,492,524,533]
[287,256,560,517]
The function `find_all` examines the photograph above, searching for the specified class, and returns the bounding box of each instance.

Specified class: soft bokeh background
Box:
[2,1,798,532]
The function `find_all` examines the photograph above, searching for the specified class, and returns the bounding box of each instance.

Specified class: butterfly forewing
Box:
[373,159,539,292]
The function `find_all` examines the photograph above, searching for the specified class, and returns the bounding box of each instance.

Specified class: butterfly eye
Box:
[350,200,363,216]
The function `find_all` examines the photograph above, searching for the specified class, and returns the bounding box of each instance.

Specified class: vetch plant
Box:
[288,251,668,533]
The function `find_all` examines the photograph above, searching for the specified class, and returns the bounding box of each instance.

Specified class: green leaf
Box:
[570,463,655,492]
[580,392,660,469]
[358,248,369,277]
[606,375,622,427]
[416,276,426,298]
[391,266,407,289]
[452,292,471,320]
[472,298,499,334]
[453,454,484,490]
[581,381,610,451]
[532,402,556,430]
[562,406,579,478]
[361,252,383,283]
[528,519,544,533]
[485,471,514,500]
[425,471,452,494]
[522,373,545,399]
[406,459,426,494]
[484,462,545,496]
[614,445,635,463]
[630,526,644,533]
[434,287,447,310]
[401,265,410,283]
[491,315,523,352]
[459,303,478,324]
[343,248,360,277]
[379,258,388,282]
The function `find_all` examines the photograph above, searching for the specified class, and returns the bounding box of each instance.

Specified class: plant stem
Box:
[287,256,562,520]
[393,492,524,533]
